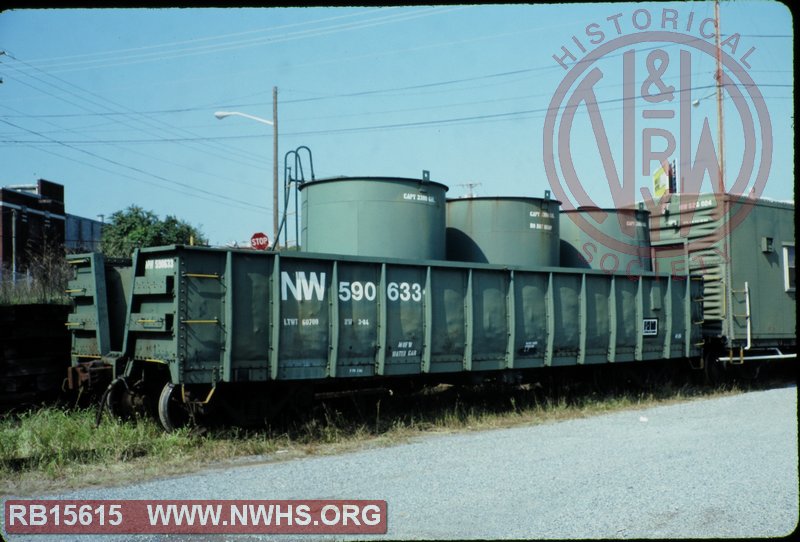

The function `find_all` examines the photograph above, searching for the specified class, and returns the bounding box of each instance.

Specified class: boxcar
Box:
[649,193,796,364]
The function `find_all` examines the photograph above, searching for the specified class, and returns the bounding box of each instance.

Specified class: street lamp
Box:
[691,86,725,194]
[213,87,279,247]
[214,111,273,126]
[691,91,715,107]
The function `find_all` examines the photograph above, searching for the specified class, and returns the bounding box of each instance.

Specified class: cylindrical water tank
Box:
[559,207,652,272]
[299,176,448,260]
[446,195,561,268]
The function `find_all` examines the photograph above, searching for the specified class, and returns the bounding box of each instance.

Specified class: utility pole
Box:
[715,0,725,194]
[11,208,17,285]
[213,106,277,246]
[273,86,279,248]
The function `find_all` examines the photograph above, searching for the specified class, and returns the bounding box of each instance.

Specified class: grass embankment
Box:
[0,376,760,496]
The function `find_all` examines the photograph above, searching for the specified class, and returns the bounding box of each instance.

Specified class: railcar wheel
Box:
[704,352,725,386]
[103,377,134,421]
[731,360,762,382]
[158,383,191,431]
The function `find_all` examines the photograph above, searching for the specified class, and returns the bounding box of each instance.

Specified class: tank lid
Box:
[446,195,563,205]
[562,206,651,215]
[299,176,449,192]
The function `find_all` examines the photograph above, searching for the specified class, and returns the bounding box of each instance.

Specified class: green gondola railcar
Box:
[72,244,701,429]
[64,174,712,430]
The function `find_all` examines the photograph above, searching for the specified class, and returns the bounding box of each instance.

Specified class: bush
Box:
[0,249,71,305]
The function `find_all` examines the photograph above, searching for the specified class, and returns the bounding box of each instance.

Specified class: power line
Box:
[13,7,466,76]
[0,103,267,191]
[19,8,405,65]
[1,81,788,144]
[1,54,270,171]
[4,36,789,122]
[0,117,269,212]
[13,138,269,216]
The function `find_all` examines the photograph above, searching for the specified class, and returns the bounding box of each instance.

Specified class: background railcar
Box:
[649,193,796,365]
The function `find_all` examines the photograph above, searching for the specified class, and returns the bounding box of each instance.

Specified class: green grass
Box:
[0,408,193,477]
[0,255,72,306]
[1,377,755,495]
[0,279,71,305]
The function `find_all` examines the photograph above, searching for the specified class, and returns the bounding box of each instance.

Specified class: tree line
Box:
[101,205,207,258]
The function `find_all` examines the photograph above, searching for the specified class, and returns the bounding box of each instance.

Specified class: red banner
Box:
[5,499,387,535]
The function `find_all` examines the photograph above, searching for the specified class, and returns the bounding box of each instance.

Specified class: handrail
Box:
[719,347,796,362]
[732,282,752,349]
[274,146,314,251]
[744,281,752,350]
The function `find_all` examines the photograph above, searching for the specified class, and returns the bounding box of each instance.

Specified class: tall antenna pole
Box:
[272,86,279,248]
[715,0,725,194]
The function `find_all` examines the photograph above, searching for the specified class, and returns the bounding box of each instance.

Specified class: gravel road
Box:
[3,385,797,541]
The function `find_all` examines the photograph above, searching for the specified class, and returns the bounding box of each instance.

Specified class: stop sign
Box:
[250,232,270,250]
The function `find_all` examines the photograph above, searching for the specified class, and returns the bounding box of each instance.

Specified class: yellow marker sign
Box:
[652,163,669,198]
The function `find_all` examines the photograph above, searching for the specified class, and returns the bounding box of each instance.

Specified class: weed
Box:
[0,372,781,496]
[0,249,72,305]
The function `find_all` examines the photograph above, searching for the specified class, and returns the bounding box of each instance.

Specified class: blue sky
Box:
[0,3,793,246]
